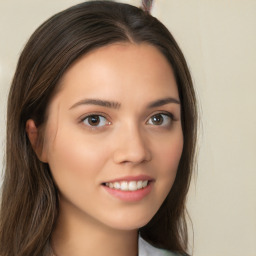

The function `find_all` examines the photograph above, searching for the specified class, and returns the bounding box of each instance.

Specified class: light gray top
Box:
[51,236,179,256]
[139,236,179,256]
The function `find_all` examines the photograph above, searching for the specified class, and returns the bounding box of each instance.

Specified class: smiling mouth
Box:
[102,180,150,191]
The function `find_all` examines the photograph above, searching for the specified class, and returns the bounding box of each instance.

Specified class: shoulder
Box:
[138,236,181,256]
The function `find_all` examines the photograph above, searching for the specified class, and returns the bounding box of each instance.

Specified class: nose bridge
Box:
[113,120,151,165]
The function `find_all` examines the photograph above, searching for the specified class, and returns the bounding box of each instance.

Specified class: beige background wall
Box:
[0,0,255,255]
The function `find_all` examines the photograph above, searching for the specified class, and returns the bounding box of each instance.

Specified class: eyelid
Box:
[79,112,112,129]
[146,111,175,126]
[79,111,111,121]
[147,111,175,121]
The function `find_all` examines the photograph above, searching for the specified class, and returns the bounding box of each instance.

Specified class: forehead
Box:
[62,42,172,80]
[53,42,179,107]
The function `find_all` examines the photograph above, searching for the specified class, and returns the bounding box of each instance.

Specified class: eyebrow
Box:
[69,97,180,110]
[69,99,121,110]
[147,97,180,108]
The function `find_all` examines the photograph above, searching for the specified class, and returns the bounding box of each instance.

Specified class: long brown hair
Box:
[0,1,197,255]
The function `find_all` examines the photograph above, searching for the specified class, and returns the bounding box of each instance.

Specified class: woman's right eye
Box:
[82,115,110,128]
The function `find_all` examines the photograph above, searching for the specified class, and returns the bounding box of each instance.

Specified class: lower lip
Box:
[102,182,153,202]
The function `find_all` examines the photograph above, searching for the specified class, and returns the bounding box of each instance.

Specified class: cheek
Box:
[151,131,183,199]
[155,132,183,174]
[161,141,183,170]
[45,128,110,190]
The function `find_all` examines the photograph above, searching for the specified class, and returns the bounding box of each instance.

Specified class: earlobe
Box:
[26,119,48,163]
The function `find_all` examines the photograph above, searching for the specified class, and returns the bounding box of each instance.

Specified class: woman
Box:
[0,1,197,255]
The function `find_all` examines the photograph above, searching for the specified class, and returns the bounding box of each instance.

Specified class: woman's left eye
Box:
[82,115,109,127]
[147,113,173,126]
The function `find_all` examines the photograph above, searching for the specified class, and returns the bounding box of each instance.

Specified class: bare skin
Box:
[27,43,183,256]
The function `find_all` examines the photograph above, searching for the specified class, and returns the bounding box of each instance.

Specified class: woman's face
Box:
[41,43,183,230]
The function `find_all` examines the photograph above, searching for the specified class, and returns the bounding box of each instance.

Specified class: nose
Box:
[112,124,152,165]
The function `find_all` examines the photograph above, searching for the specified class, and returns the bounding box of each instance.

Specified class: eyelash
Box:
[80,113,111,130]
[147,112,174,127]
[80,112,175,130]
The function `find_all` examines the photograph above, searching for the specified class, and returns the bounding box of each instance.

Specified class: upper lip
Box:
[102,175,154,184]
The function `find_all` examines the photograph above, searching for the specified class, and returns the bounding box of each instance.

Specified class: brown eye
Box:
[151,114,164,125]
[147,113,173,126]
[88,115,100,126]
[83,115,108,127]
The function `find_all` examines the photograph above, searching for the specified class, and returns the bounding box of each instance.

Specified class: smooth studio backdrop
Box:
[0,0,255,255]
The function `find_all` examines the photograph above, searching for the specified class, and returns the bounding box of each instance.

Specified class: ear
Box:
[26,119,48,163]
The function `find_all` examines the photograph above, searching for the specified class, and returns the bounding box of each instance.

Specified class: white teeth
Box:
[120,181,128,191]
[137,181,143,189]
[105,180,149,191]
[114,182,121,189]
[142,180,148,188]
[128,181,137,191]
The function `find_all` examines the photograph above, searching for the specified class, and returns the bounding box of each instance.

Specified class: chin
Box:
[103,211,154,231]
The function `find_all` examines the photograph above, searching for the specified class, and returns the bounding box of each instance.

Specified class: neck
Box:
[51,198,138,256]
